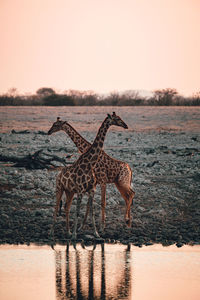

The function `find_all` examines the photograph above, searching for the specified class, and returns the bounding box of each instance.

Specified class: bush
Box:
[0,88,200,106]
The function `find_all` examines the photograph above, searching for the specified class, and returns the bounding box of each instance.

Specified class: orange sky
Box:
[0,0,199,96]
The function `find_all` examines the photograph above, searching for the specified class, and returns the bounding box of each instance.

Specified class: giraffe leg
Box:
[72,194,82,240]
[115,182,135,227]
[78,196,90,231]
[50,183,64,238]
[58,199,63,216]
[88,191,100,238]
[100,184,106,230]
[64,191,74,238]
[126,187,135,226]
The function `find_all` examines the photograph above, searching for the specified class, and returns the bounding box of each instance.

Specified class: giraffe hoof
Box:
[66,231,72,239]
[125,219,131,228]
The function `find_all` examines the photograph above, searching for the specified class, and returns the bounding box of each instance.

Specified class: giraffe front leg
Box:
[72,194,82,240]
[89,191,100,238]
[65,191,74,238]
[78,196,90,232]
[100,184,106,231]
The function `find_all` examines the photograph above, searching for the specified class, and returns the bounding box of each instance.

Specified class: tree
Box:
[153,88,178,105]
[120,90,145,105]
[106,92,121,105]
[191,91,200,106]
[7,88,19,97]
[36,87,55,96]
[43,94,75,106]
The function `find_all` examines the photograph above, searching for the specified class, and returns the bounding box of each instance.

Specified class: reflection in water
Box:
[55,243,131,300]
[0,244,200,300]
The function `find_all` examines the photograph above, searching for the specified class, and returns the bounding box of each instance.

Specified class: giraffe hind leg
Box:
[58,199,63,216]
[115,182,135,227]
[72,194,82,240]
[88,190,100,238]
[78,196,90,232]
[50,184,64,239]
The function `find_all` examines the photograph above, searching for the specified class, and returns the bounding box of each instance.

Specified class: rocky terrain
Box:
[0,126,199,247]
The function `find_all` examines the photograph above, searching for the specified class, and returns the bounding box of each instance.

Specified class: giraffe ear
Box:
[107,114,112,119]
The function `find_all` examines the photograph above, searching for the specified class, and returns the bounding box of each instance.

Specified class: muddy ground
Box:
[0,128,199,247]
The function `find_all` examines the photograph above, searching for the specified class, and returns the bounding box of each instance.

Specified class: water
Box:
[0,244,200,300]
[0,106,200,133]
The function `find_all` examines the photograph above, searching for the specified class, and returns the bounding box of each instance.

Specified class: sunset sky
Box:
[0,0,199,96]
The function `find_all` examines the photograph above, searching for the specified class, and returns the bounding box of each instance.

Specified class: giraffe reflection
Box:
[55,243,132,300]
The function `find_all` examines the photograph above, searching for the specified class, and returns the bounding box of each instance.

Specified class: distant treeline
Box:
[0,87,200,106]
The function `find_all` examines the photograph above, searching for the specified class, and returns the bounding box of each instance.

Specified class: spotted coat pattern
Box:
[48,114,134,238]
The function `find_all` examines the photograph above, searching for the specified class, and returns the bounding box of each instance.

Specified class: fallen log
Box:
[11,129,47,135]
[0,150,71,169]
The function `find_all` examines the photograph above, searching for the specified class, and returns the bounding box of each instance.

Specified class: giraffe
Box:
[48,114,135,229]
[52,112,128,240]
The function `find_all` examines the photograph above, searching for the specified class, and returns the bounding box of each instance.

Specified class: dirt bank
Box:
[0,129,199,247]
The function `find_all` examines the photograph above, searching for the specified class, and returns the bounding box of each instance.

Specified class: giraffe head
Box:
[107,112,128,129]
[48,117,65,135]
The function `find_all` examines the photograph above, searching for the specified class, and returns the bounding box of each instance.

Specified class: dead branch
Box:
[0,150,71,169]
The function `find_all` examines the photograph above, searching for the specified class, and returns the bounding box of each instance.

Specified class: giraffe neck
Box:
[62,122,91,153]
[85,117,111,168]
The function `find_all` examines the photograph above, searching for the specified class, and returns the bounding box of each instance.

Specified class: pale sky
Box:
[0,0,200,96]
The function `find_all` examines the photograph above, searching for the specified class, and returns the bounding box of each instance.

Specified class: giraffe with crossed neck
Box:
[48,112,135,230]
[51,112,129,240]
